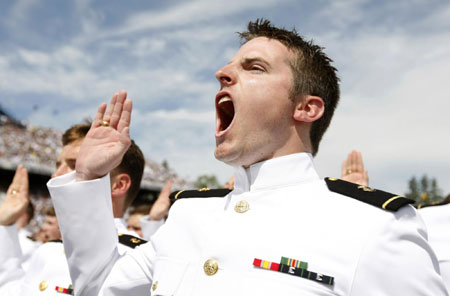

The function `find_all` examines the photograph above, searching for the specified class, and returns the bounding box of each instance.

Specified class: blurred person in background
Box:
[127,204,151,238]
[15,200,41,269]
[0,123,148,295]
[127,180,171,240]
[39,207,61,243]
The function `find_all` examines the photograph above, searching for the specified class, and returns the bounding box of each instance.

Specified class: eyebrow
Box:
[240,57,271,69]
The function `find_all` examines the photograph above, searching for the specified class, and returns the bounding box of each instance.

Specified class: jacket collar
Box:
[233,153,320,193]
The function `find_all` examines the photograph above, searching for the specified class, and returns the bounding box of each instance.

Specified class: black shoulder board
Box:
[48,239,63,243]
[118,234,147,249]
[26,235,37,242]
[169,188,232,202]
[325,177,414,211]
[417,199,450,209]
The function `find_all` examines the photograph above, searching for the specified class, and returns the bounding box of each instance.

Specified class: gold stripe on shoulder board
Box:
[382,196,403,210]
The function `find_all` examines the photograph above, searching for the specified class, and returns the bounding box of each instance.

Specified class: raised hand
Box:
[224,176,235,189]
[341,150,369,186]
[149,180,172,221]
[76,90,132,181]
[0,165,30,226]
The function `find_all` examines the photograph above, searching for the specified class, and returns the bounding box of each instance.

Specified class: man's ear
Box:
[110,173,131,197]
[292,95,324,123]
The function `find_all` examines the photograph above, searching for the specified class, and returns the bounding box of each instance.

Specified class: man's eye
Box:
[250,65,264,71]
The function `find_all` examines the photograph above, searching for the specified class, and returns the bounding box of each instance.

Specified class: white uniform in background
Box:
[420,203,450,291]
[18,227,42,270]
[140,217,164,240]
[0,218,143,295]
[47,153,448,296]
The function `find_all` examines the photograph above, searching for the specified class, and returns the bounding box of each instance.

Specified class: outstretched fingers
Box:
[10,165,28,192]
[341,154,349,177]
[18,166,29,196]
[8,165,29,201]
[354,151,364,173]
[117,98,132,134]
[103,93,118,125]
[93,103,108,128]
[110,90,127,129]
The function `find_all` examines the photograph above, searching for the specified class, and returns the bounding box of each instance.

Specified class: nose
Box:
[52,164,70,178]
[215,64,236,87]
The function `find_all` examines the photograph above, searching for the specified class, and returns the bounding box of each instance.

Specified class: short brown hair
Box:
[239,19,340,155]
[44,206,56,217]
[62,124,90,146]
[111,140,145,209]
[128,204,152,216]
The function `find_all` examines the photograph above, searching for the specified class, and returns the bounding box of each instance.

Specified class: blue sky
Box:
[1,0,449,195]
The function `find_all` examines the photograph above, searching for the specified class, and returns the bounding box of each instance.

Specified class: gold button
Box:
[234,200,249,213]
[130,238,141,244]
[328,177,338,181]
[357,185,376,192]
[152,281,158,291]
[39,280,48,291]
[203,259,219,276]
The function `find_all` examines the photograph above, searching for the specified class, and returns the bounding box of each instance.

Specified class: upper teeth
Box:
[218,97,232,105]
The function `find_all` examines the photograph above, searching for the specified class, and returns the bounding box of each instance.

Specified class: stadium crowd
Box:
[0,113,188,188]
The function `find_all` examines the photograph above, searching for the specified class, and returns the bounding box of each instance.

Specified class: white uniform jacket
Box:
[420,203,450,291]
[0,217,141,295]
[18,228,42,270]
[140,216,164,241]
[47,153,448,296]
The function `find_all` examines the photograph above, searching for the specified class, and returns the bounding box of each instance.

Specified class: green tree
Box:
[194,174,221,189]
[405,177,419,200]
[405,175,443,206]
[161,160,169,170]
[430,178,443,203]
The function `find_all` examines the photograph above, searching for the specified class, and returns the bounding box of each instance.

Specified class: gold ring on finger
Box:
[11,189,19,195]
[346,169,353,175]
[101,120,110,127]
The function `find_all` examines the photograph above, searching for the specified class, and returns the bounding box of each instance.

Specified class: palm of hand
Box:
[342,172,368,187]
[75,91,132,181]
[76,126,130,180]
[341,150,369,187]
[0,165,29,226]
[150,181,171,221]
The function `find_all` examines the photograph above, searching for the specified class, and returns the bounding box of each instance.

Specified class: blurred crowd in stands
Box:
[0,113,188,188]
[0,111,189,238]
[0,119,62,170]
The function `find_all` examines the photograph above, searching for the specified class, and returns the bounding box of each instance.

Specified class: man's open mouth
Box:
[216,96,235,133]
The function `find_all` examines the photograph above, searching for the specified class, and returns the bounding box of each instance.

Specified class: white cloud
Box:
[2,0,450,193]
[314,14,450,195]
[17,49,50,66]
[149,108,214,123]
[130,38,166,57]
[114,0,283,36]
[3,0,39,30]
